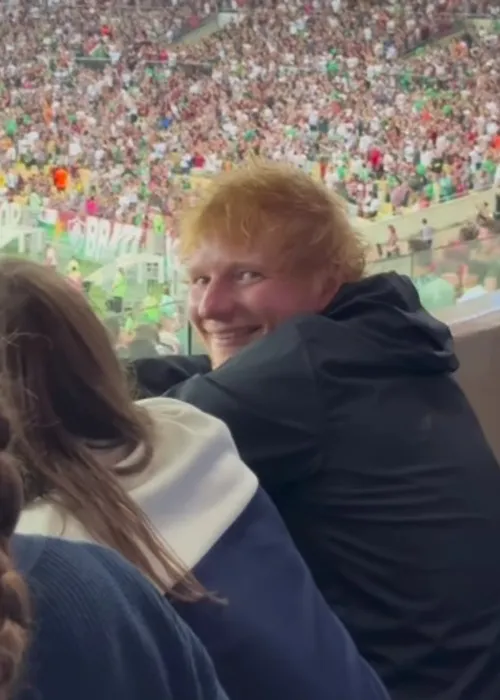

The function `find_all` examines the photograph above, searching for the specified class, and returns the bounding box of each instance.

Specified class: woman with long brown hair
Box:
[3,258,388,700]
[0,409,228,700]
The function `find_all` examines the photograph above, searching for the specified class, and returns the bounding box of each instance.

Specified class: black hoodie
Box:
[133,273,500,700]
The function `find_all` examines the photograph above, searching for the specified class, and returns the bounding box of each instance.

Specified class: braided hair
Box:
[0,414,30,700]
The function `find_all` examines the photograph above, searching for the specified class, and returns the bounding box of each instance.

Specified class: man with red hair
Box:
[134,161,500,700]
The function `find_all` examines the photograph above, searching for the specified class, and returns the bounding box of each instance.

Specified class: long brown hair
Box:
[0,257,204,600]
[0,413,30,700]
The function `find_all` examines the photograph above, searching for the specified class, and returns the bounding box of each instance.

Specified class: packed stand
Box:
[1,0,499,233]
[175,0,500,219]
[0,0,220,225]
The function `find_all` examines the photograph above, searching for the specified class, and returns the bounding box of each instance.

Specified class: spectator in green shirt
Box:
[409,240,456,313]
[482,159,496,181]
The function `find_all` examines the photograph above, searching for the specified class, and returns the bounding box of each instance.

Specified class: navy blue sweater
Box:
[12,535,229,700]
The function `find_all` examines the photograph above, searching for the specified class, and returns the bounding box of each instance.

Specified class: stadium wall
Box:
[357,186,497,246]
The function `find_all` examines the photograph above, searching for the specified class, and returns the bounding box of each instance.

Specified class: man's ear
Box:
[312,271,340,309]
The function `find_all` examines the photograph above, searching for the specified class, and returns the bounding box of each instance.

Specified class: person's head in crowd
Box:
[462,260,488,294]
[133,323,159,343]
[459,222,479,243]
[0,257,203,600]
[128,323,160,360]
[181,161,365,368]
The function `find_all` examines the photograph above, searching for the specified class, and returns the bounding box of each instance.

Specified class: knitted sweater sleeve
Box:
[16,537,229,700]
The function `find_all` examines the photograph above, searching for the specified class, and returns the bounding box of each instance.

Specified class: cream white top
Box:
[17,397,258,572]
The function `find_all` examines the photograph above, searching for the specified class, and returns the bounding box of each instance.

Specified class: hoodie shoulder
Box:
[131,355,211,397]
[289,273,458,375]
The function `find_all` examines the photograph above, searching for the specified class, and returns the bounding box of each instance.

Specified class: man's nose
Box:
[198,282,235,320]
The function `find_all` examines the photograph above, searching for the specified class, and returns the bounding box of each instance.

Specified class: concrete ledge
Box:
[436,291,500,463]
[358,187,497,246]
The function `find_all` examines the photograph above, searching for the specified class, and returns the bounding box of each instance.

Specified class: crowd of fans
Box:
[1,0,500,234]
[4,7,500,700]
[177,1,500,220]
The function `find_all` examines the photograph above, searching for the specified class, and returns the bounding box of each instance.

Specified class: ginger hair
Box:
[0,413,30,700]
[180,160,366,283]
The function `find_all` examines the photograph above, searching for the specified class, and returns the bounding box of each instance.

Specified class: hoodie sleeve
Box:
[138,322,325,494]
[19,538,229,700]
[131,354,212,397]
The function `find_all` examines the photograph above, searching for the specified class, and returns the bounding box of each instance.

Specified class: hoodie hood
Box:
[320,272,458,374]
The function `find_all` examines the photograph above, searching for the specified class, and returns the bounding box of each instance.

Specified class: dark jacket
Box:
[133,272,500,700]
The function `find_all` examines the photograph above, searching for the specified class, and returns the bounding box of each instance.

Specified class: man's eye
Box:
[192,276,210,287]
[237,270,263,283]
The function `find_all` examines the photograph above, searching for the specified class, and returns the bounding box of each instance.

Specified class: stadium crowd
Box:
[3,4,500,700]
[1,0,500,231]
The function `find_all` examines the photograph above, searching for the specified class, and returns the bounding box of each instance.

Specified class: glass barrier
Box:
[3,211,500,361]
[370,233,500,313]
[0,213,192,358]
[71,231,500,360]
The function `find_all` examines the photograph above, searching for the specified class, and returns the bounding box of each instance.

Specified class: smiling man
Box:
[186,243,342,367]
[182,162,363,369]
[133,161,500,700]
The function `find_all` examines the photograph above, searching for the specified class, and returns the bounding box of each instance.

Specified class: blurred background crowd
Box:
[2,0,500,229]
